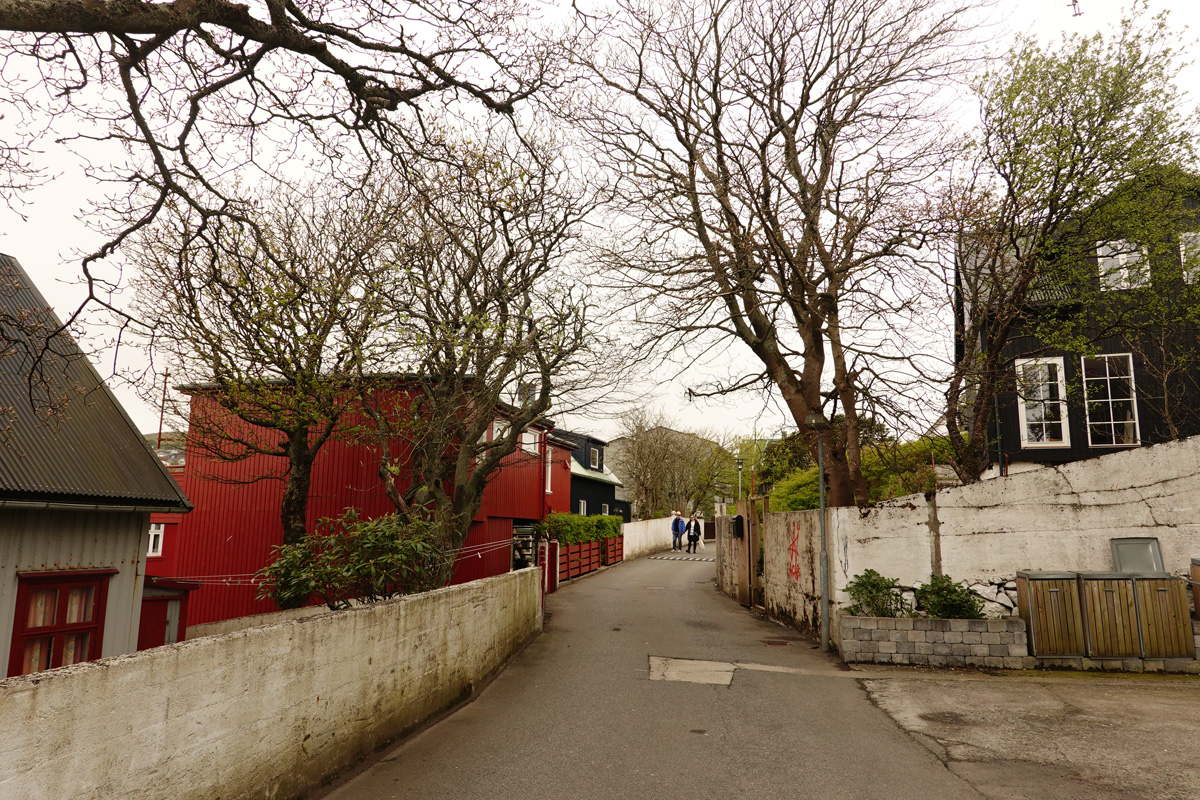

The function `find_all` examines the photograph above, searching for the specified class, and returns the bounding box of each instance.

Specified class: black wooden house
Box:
[961,201,1200,478]
[553,430,631,522]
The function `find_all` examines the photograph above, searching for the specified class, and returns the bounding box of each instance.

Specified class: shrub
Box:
[256,508,445,610]
[914,574,985,619]
[844,569,909,618]
[538,513,622,544]
[594,514,623,539]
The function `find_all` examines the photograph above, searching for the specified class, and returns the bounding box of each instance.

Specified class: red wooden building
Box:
[147,390,573,627]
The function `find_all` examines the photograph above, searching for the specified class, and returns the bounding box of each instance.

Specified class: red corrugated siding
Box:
[450,517,513,584]
[482,449,547,520]
[547,442,572,514]
[147,392,553,625]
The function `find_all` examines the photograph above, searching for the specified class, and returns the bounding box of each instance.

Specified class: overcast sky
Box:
[1,0,1196,440]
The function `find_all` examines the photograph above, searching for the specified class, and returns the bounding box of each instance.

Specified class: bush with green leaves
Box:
[256,508,445,610]
[844,569,909,618]
[537,513,623,544]
[914,574,985,620]
[594,515,623,539]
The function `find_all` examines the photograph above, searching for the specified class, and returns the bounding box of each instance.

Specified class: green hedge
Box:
[537,513,624,545]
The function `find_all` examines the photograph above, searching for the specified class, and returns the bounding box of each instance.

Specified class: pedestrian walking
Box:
[685,513,703,553]
[670,511,686,551]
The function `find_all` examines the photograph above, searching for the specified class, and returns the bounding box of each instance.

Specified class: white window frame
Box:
[147,523,165,557]
[1081,353,1140,448]
[589,447,599,469]
[1015,357,1071,449]
[579,500,587,516]
[1180,232,1200,284]
[521,430,539,455]
[545,448,553,494]
[1097,240,1148,290]
[601,503,609,516]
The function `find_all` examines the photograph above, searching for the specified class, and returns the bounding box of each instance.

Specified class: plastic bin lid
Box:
[1078,571,1174,580]
[1016,570,1077,579]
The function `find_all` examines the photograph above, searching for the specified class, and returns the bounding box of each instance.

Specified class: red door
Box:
[137,599,171,651]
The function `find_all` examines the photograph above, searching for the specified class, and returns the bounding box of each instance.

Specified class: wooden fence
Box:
[1017,571,1194,660]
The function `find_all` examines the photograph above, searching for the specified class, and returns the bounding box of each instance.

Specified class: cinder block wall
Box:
[0,568,542,800]
[839,613,1033,669]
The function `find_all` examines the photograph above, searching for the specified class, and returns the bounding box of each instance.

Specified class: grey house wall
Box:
[0,508,149,670]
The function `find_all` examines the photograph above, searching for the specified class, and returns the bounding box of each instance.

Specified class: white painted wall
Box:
[0,568,542,800]
[185,604,332,639]
[622,516,674,559]
[721,437,1200,641]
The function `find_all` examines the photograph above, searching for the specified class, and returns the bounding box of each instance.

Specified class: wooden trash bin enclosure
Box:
[1016,572,1085,656]
[1192,559,1200,620]
[1018,571,1195,660]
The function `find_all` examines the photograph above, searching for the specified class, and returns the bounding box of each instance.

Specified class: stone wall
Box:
[839,615,1200,673]
[0,568,542,800]
[839,613,1034,669]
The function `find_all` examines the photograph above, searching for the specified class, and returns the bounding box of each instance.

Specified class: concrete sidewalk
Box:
[315,554,980,800]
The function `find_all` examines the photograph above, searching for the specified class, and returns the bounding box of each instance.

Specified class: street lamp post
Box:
[736,458,744,500]
[805,411,831,651]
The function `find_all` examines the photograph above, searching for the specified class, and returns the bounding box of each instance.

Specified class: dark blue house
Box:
[554,430,631,522]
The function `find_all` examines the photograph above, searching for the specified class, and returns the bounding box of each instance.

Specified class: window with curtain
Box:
[8,571,113,677]
[1015,357,1070,448]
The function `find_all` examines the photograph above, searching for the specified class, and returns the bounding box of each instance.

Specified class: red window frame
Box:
[8,569,116,678]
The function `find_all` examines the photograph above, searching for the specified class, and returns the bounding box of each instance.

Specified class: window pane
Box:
[65,586,95,624]
[60,632,92,666]
[1090,423,1115,446]
[27,588,57,628]
[1043,422,1064,442]
[22,637,53,674]
[1107,356,1130,377]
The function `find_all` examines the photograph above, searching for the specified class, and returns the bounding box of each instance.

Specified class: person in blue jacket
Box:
[670,511,686,551]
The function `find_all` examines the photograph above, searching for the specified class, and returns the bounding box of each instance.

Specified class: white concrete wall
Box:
[0,568,542,800]
[729,437,1200,639]
[185,604,333,639]
[622,515,674,559]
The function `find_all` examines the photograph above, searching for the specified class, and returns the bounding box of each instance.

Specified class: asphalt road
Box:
[316,553,981,800]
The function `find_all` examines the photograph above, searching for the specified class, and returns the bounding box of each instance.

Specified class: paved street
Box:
[318,554,978,799]
[316,553,1200,800]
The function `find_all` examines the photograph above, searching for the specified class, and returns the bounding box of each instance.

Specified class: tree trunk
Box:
[279,428,314,547]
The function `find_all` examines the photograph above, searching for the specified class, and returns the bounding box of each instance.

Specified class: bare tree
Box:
[562,0,977,506]
[128,180,402,546]
[0,0,551,385]
[354,136,608,567]
[941,8,1197,481]
[607,407,734,519]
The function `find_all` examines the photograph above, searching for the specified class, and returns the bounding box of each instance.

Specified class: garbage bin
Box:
[1016,571,1084,657]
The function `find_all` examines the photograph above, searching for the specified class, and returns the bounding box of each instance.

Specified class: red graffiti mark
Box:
[787,519,802,581]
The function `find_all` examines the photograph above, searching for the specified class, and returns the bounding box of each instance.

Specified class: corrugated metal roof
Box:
[0,254,191,509]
